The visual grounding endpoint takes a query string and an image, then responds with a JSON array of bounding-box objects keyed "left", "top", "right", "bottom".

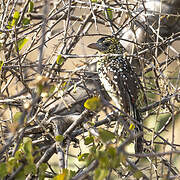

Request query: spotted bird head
[{"left": 88, "top": 36, "right": 123, "bottom": 54}]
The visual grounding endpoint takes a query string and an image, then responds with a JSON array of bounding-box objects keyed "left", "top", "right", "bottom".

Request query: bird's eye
[{"left": 103, "top": 42, "right": 111, "bottom": 47}]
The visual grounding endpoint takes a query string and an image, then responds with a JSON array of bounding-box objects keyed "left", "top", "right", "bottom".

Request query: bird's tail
[{"left": 133, "top": 106, "right": 143, "bottom": 153}]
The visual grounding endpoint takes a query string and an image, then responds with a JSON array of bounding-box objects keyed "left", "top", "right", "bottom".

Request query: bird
[{"left": 88, "top": 36, "right": 144, "bottom": 153}]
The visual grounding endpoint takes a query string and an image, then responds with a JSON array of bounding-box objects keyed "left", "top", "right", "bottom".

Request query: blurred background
[{"left": 0, "top": 0, "right": 180, "bottom": 179}]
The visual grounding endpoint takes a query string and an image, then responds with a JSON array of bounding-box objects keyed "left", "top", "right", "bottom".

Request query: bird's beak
[{"left": 87, "top": 43, "right": 99, "bottom": 50}]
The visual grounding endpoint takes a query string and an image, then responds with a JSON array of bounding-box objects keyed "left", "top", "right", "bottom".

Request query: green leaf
[
  {"left": 15, "top": 169, "right": 26, "bottom": 180},
  {"left": 28, "top": 1, "right": 34, "bottom": 13},
  {"left": 37, "top": 84, "right": 43, "bottom": 95},
  {"left": 98, "top": 128, "right": 115, "bottom": 143},
  {"left": 107, "top": 146, "right": 116, "bottom": 158},
  {"left": 14, "top": 112, "right": 22, "bottom": 122},
  {"left": 78, "top": 153, "right": 89, "bottom": 161},
  {"left": 15, "top": 150, "right": 24, "bottom": 160},
  {"left": 17, "top": 38, "right": 28, "bottom": 51},
  {"left": 106, "top": 8, "right": 113, "bottom": 20},
  {"left": 91, "top": 0, "right": 97, "bottom": 2},
  {"left": 55, "top": 135, "right": 64, "bottom": 142},
  {"left": 7, "top": 157, "right": 17, "bottom": 172},
  {"left": 96, "top": 151, "right": 109, "bottom": 168},
  {"left": 90, "top": 146, "right": 97, "bottom": 154},
  {"left": 84, "top": 136, "right": 94, "bottom": 145},
  {"left": 69, "top": 170, "right": 76, "bottom": 179},
  {"left": 24, "top": 163, "right": 36, "bottom": 175},
  {"left": 39, "top": 163, "right": 48, "bottom": 171},
  {"left": 56, "top": 55, "right": 65, "bottom": 65},
  {"left": 106, "top": 147, "right": 120, "bottom": 168},
  {"left": 133, "top": 169, "right": 143, "bottom": 179},
  {"left": 0, "top": 60, "right": 4, "bottom": 71},
  {"left": 11, "top": 11, "right": 20, "bottom": 26},
  {"left": 39, "top": 163, "right": 48, "bottom": 180},
  {"left": 0, "top": 162, "right": 8, "bottom": 178},
  {"left": 95, "top": 168, "right": 109, "bottom": 180},
  {"left": 84, "top": 96, "right": 101, "bottom": 111},
  {"left": 49, "top": 85, "right": 56, "bottom": 95},
  {"left": 23, "top": 137, "right": 32, "bottom": 153},
  {"left": 22, "top": 18, "right": 30, "bottom": 26},
  {"left": 23, "top": 137, "right": 33, "bottom": 163}
]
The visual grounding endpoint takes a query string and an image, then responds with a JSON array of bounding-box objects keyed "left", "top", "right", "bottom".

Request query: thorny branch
[{"left": 0, "top": 0, "right": 179, "bottom": 179}]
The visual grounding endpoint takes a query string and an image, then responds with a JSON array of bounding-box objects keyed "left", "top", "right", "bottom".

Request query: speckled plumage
[
  {"left": 97, "top": 55, "right": 140, "bottom": 113},
  {"left": 88, "top": 37, "right": 143, "bottom": 153}
]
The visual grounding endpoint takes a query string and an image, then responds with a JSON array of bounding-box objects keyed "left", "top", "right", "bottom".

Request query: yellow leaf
[
  {"left": 129, "top": 124, "right": 135, "bottom": 130},
  {"left": 11, "top": 11, "right": 20, "bottom": 26},
  {"left": 56, "top": 55, "right": 65, "bottom": 65},
  {"left": 84, "top": 96, "right": 101, "bottom": 111},
  {"left": 78, "top": 153, "right": 89, "bottom": 161},
  {"left": 0, "top": 61, "right": 4, "bottom": 71},
  {"left": 61, "top": 81, "right": 67, "bottom": 91},
  {"left": 53, "top": 173, "right": 65, "bottom": 180},
  {"left": 17, "top": 38, "right": 28, "bottom": 51},
  {"left": 73, "top": 83, "right": 77, "bottom": 93},
  {"left": 53, "top": 169, "right": 68, "bottom": 180},
  {"left": 55, "top": 135, "right": 64, "bottom": 142}
]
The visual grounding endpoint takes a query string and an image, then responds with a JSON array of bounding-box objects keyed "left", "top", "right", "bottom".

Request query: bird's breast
[{"left": 97, "top": 60, "right": 123, "bottom": 109}]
